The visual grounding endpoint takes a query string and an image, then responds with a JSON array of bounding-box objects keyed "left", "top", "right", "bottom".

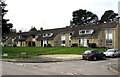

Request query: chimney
[
  {"left": 19, "top": 30, "right": 22, "bottom": 33},
  {"left": 40, "top": 27, "right": 43, "bottom": 31}
]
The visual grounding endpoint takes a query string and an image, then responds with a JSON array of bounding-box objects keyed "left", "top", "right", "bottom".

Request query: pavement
[
  {"left": 109, "top": 63, "right": 120, "bottom": 75},
  {"left": 40, "top": 54, "right": 82, "bottom": 59}
]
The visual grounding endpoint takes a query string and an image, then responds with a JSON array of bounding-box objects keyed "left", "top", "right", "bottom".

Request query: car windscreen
[
  {"left": 106, "top": 49, "right": 115, "bottom": 52},
  {"left": 84, "top": 51, "right": 92, "bottom": 54}
]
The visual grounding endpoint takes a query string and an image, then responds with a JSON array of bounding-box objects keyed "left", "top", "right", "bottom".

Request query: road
[{"left": 2, "top": 58, "right": 119, "bottom": 75}]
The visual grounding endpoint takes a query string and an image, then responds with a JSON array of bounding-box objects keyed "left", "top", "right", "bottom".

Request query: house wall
[
  {"left": 98, "top": 30, "right": 106, "bottom": 47},
  {"left": 114, "top": 24, "right": 120, "bottom": 49},
  {"left": 87, "top": 38, "right": 98, "bottom": 47},
  {"left": 5, "top": 38, "right": 12, "bottom": 46},
  {"left": 71, "top": 38, "right": 79, "bottom": 46},
  {"left": 36, "top": 41, "right": 41, "bottom": 47},
  {"left": 17, "top": 41, "right": 21, "bottom": 46},
  {"left": 113, "top": 28, "right": 117, "bottom": 49},
  {"left": 48, "top": 40, "right": 54, "bottom": 47},
  {"left": 26, "top": 36, "right": 37, "bottom": 47},
  {"left": 65, "top": 32, "right": 71, "bottom": 47},
  {"left": 54, "top": 34, "right": 61, "bottom": 47},
  {"left": 98, "top": 26, "right": 119, "bottom": 49}
]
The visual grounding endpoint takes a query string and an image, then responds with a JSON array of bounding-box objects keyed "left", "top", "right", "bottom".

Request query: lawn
[{"left": 2, "top": 47, "right": 107, "bottom": 59}]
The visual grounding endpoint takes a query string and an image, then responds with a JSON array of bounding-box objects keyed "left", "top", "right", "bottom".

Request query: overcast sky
[{"left": 5, "top": 0, "right": 119, "bottom": 32}]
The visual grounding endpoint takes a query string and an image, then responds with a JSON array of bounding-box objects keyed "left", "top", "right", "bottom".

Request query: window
[
  {"left": 106, "top": 29, "right": 112, "bottom": 46},
  {"left": 99, "top": 38, "right": 103, "bottom": 46},
  {"left": 62, "top": 40, "right": 65, "bottom": 44},
  {"left": 79, "top": 40, "right": 81, "bottom": 44},
  {"left": 69, "top": 40, "right": 71, "bottom": 44},
  {"left": 79, "top": 29, "right": 94, "bottom": 35},
  {"left": 32, "top": 35, "right": 35, "bottom": 38},
  {"left": 86, "top": 30, "right": 90, "bottom": 34},
  {"left": 81, "top": 31, "right": 85, "bottom": 34},
  {"left": 61, "top": 33, "right": 65, "bottom": 40},
  {"left": 54, "top": 40, "right": 59, "bottom": 43},
  {"left": 43, "top": 33, "right": 53, "bottom": 37},
  {"left": 19, "top": 36, "right": 22, "bottom": 38},
  {"left": 43, "top": 34, "right": 46, "bottom": 37},
  {"left": 48, "top": 33, "right": 50, "bottom": 36}
]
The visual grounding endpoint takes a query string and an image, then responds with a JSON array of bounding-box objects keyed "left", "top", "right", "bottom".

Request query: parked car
[
  {"left": 82, "top": 50, "right": 106, "bottom": 60},
  {"left": 104, "top": 49, "right": 120, "bottom": 57}
]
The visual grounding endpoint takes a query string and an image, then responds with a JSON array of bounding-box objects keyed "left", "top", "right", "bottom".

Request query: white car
[{"left": 104, "top": 49, "right": 120, "bottom": 57}]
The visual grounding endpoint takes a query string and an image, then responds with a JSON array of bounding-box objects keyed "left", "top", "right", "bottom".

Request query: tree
[
  {"left": 71, "top": 9, "right": 98, "bottom": 25},
  {"left": 100, "top": 10, "right": 118, "bottom": 23},
  {"left": 0, "top": 0, "right": 13, "bottom": 35}
]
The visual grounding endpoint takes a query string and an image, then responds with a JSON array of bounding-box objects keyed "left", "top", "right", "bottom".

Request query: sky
[{"left": 4, "top": 0, "right": 119, "bottom": 32}]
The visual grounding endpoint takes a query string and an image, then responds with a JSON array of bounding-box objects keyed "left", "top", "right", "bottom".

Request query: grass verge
[{"left": 2, "top": 47, "right": 107, "bottom": 59}]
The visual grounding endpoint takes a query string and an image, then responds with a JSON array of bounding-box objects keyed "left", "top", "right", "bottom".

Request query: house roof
[
  {"left": 36, "top": 27, "right": 69, "bottom": 40},
  {"left": 71, "top": 22, "right": 118, "bottom": 38},
  {"left": 3, "top": 22, "right": 118, "bottom": 41},
  {"left": 3, "top": 33, "right": 20, "bottom": 37}
]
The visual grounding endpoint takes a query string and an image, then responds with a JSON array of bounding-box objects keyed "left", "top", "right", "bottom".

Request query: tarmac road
[{"left": 1, "top": 58, "right": 119, "bottom": 75}]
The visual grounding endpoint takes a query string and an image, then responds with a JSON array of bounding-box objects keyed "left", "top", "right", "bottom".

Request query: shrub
[
  {"left": 88, "top": 43, "right": 96, "bottom": 48},
  {"left": 71, "top": 44, "right": 78, "bottom": 47}
]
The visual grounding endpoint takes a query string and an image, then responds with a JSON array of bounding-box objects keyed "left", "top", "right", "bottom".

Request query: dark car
[{"left": 82, "top": 50, "right": 106, "bottom": 60}]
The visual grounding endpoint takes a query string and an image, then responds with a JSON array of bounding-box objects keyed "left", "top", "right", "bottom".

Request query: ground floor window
[
  {"left": 99, "top": 38, "right": 103, "bottom": 46},
  {"left": 61, "top": 40, "right": 65, "bottom": 44},
  {"left": 106, "top": 39, "right": 112, "bottom": 46}
]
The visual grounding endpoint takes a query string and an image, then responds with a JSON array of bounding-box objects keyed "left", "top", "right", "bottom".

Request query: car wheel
[
  {"left": 118, "top": 54, "right": 120, "bottom": 57},
  {"left": 82, "top": 56, "right": 85, "bottom": 60},
  {"left": 93, "top": 56, "right": 97, "bottom": 61},
  {"left": 112, "top": 54, "right": 115, "bottom": 57}
]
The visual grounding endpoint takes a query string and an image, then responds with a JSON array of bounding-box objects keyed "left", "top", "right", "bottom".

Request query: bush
[
  {"left": 71, "top": 44, "right": 78, "bottom": 47},
  {"left": 88, "top": 43, "right": 96, "bottom": 48},
  {"left": 47, "top": 44, "right": 52, "bottom": 47}
]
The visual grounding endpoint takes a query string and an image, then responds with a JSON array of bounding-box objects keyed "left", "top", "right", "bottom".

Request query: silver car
[{"left": 104, "top": 49, "right": 120, "bottom": 57}]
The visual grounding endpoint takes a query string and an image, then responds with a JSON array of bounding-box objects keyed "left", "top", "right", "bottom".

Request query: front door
[
  {"left": 41, "top": 40, "right": 43, "bottom": 47},
  {"left": 28, "top": 41, "right": 31, "bottom": 46},
  {"left": 32, "top": 42, "right": 35, "bottom": 46},
  {"left": 84, "top": 38, "right": 89, "bottom": 47}
]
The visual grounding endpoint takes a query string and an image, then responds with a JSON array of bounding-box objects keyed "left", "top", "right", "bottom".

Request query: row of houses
[{"left": 2, "top": 22, "right": 120, "bottom": 49}]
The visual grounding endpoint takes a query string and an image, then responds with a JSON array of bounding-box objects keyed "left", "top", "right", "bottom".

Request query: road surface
[{"left": 2, "top": 58, "right": 119, "bottom": 75}]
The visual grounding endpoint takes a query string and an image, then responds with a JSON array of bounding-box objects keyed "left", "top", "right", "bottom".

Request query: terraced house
[{"left": 2, "top": 22, "right": 120, "bottom": 49}]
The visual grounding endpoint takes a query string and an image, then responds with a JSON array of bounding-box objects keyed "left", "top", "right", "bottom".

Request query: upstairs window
[
  {"left": 79, "top": 29, "right": 94, "bottom": 35},
  {"left": 43, "top": 33, "right": 53, "bottom": 37},
  {"left": 32, "top": 35, "right": 35, "bottom": 38},
  {"left": 61, "top": 33, "right": 65, "bottom": 40},
  {"left": 106, "top": 29, "right": 112, "bottom": 46}
]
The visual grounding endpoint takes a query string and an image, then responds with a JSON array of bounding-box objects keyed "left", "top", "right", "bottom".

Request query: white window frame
[
  {"left": 79, "top": 29, "right": 94, "bottom": 35},
  {"left": 61, "top": 33, "right": 65, "bottom": 40},
  {"left": 43, "top": 33, "right": 53, "bottom": 37},
  {"left": 106, "top": 29, "right": 112, "bottom": 46}
]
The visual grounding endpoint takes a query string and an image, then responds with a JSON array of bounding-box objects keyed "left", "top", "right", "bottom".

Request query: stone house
[{"left": 2, "top": 22, "right": 120, "bottom": 49}]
